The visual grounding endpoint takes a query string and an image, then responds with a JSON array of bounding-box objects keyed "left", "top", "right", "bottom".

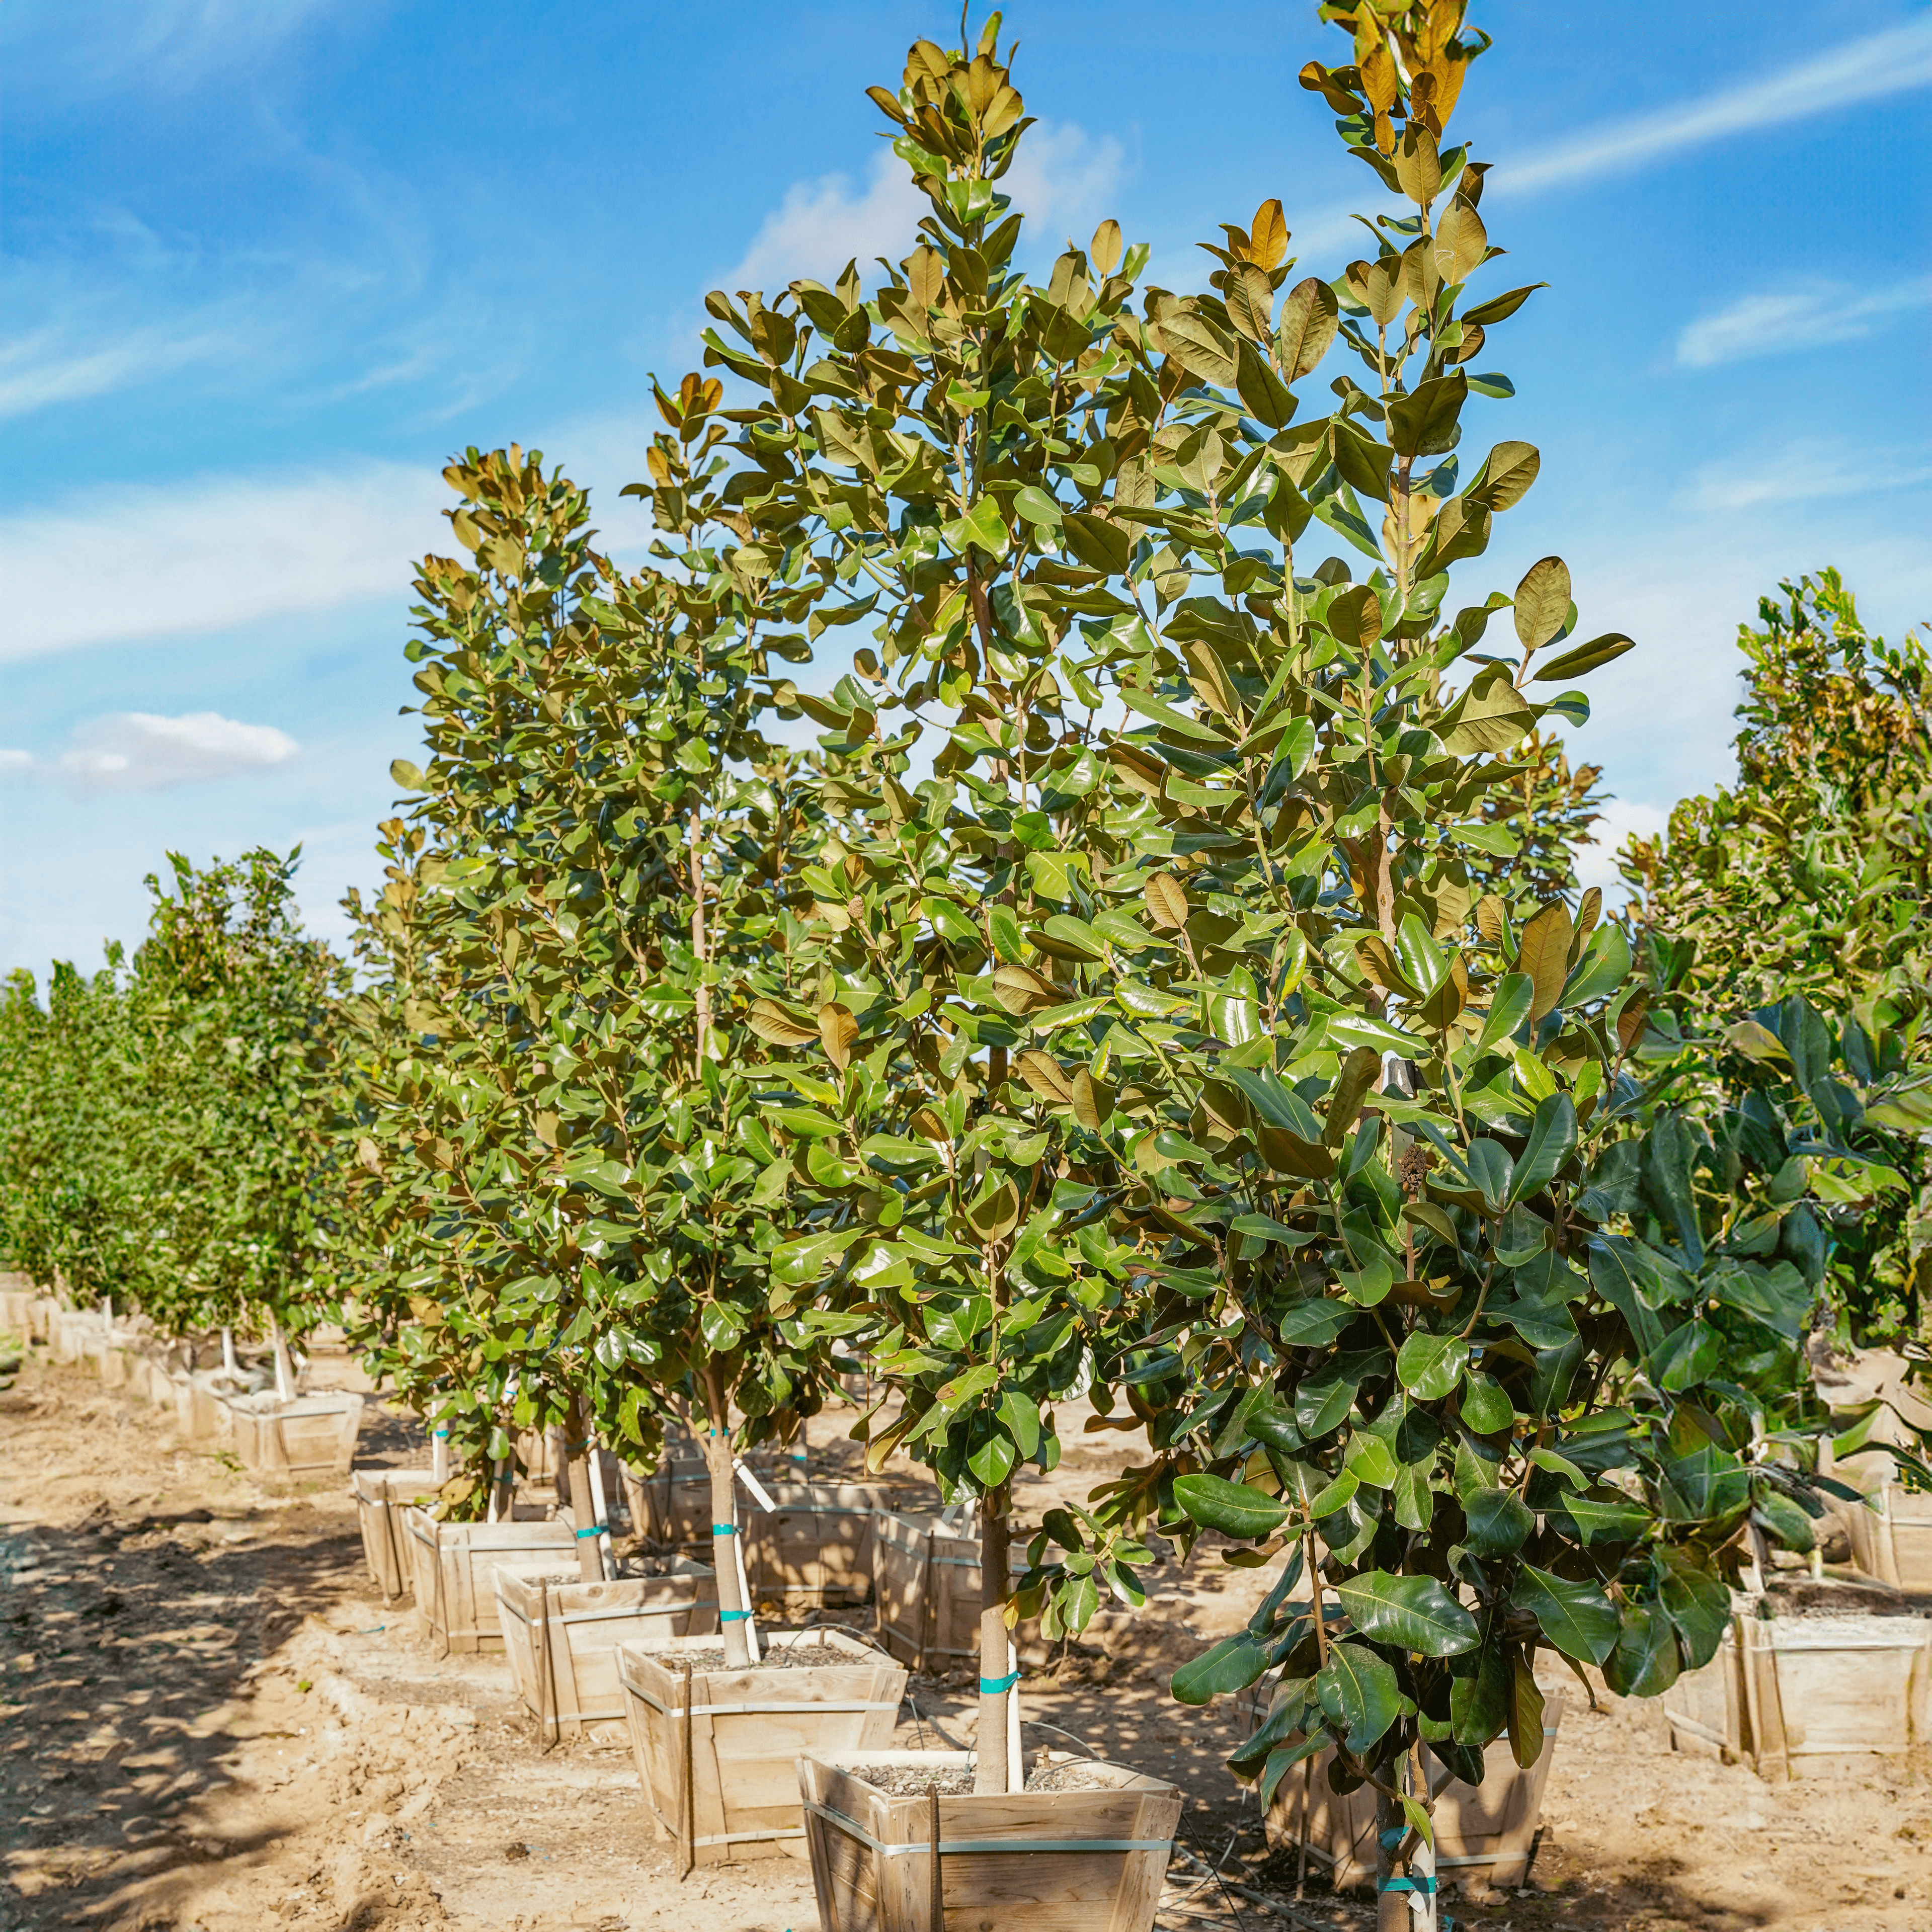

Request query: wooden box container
[
  {"left": 1668, "top": 1612, "right": 1932, "bottom": 1777},
  {"left": 620, "top": 1440, "right": 812, "bottom": 1546},
  {"left": 403, "top": 1507, "right": 578, "bottom": 1655},
  {"left": 798, "top": 1750, "right": 1181, "bottom": 1932},
  {"left": 873, "top": 1511, "right": 982, "bottom": 1668},
  {"left": 495, "top": 1561, "right": 719, "bottom": 1738},
  {"left": 745, "top": 1482, "right": 888, "bottom": 1607},
  {"left": 1846, "top": 1484, "right": 1932, "bottom": 1592},
  {"left": 616, "top": 1629, "right": 906, "bottom": 1866},
  {"left": 352, "top": 1467, "right": 442, "bottom": 1601},
  {"left": 1259, "top": 1689, "right": 1564, "bottom": 1891},
  {"left": 171, "top": 1368, "right": 226, "bottom": 1443},
  {"left": 222, "top": 1390, "right": 366, "bottom": 1478}
]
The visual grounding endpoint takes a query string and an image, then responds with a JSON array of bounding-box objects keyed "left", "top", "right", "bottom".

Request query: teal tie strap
[
  {"left": 721, "top": 1608, "right": 753, "bottom": 1622},
  {"left": 1381, "top": 1876, "right": 1438, "bottom": 1895},
  {"left": 979, "top": 1669, "right": 1020, "bottom": 1695},
  {"left": 713, "top": 1523, "right": 737, "bottom": 1536},
  {"left": 574, "top": 1525, "right": 602, "bottom": 1540}
]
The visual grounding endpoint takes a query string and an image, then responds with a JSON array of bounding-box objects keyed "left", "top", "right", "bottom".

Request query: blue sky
[{"left": 3, "top": 0, "right": 1928, "bottom": 981}]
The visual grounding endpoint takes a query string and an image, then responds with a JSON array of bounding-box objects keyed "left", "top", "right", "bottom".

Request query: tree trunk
[
  {"left": 973, "top": 1496, "right": 1011, "bottom": 1795},
  {"left": 565, "top": 1397, "right": 605, "bottom": 1582},
  {"left": 701, "top": 1422, "right": 753, "bottom": 1668},
  {"left": 1375, "top": 1782, "right": 1413, "bottom": 1932}
]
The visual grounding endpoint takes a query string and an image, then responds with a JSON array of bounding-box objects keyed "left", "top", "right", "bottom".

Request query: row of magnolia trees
[{"left": 5, "top": 0, "right": 1932, "bottom": 1829}]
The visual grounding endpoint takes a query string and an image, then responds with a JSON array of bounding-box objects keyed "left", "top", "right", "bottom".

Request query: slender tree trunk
[
  {"left": 565, "top": 1395, "right": 605, "bottom": 1582},
  {"left": 701, "top": 1417, "right": 752, "bottom": 1668},
  {"left": 1375, "top": 1784, "right": 1406, "bottom": 1932},
  {"left": 689, "top": 809, "right": 710, "bottom": 1077},
  {"left": 973, "top": 1494, "right": 1012, "bottom": 1795}
]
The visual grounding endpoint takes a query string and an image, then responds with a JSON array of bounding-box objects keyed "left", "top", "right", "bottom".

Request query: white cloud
[
  {"left": 718, "top": 120, "right": 1125, "bottom": 293},
  {"left": 1499, "top": 20, "right": 1932, "bottom": 196},
  {"left": 0, "top": 324, "right": 236, "bottom": 421},
  {"left": 0, "top": 462, "right": 446, "bottom": 659},
  {"left": 2, "top": 0, "right": 341, "bottom": 96},
  {"left": 0, "top": 749, "right": 33, "bottom": 772},
  {"left": 1680, "top": 438, "right": 1932, "bottom": 514},
  {"left": 1675, "top": 277, "right": 1932, "bottom": 370},
  {"left": 1574, "top": 796, "right": 1669, "bottom": 902},
  {"left": 54, "top": 711, "right": 299, "bottom": 791}
]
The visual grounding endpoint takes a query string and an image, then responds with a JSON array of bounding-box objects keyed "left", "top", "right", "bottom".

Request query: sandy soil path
[{"left": 4, "top": 1354, "right": 1930, "bottom": 1932}]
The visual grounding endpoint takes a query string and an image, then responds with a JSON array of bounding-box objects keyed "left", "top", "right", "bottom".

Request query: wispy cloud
[
  {"left": 719, "top": 120, "right": 1126, "bottom": 294},
  {"left": 1, "top": 0, "right": 343, "bottom": 97},
  {"left": 1680, "top": 438, "right": 1932, "bottom": 515},
  {"left": 1499, "top": 20, "right": 1932, "bottom": 196},
  {"left": 1675, "top": 276, "right": 1932, "bottom": 369},
  {"left": 0, "top": 464, "right": 446, "bottom": 659},
  {"left": 0, "top": 320, "right": 236, "bottom": 420}
]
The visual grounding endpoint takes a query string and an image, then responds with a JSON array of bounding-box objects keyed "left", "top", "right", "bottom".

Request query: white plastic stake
[
  {"left": 731, "top": 1505, "right": 761, "bottom": 1663},
  {"left": 734, "top": 1457, "right": 779, "bottom": 1516},
  {"left": 432, "top": 1422, "right": 451, "bottom": 1482},
  {"left": 587, "top": 1444, "right": 614, "bottom": 1580},
  {"left": 1007, "top": 1673, "right": 1022, "bottom": 1792},
  {"left": 221, "top": 1328, "right": 238, "bottom": 1380}
]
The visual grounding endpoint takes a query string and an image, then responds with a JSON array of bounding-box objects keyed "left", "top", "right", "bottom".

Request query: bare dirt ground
[{"left": 4, "top": 1350, "right": 1930, "bottom": 1932}]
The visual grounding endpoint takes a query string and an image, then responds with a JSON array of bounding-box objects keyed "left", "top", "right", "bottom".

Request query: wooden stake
[
  {"left": 678, "top": 1660, "right": 696, "bottom": 1879},
  {"left": 927, "top": 1782, "right": 943, "bottom": 1932}
]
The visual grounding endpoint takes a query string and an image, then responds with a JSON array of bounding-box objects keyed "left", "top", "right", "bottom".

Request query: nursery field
[{"left": 5, "top": 1355, "right": 1930, "bottom": 1932}]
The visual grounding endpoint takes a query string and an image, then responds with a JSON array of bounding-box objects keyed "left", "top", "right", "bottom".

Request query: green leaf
[
  {"left": 1171, "top": 1632, "right": 1271, "bottom": 1705},
  {"left": 1508, "top": 1092, "right": 1576, "bottom": 1203},
  {"left": 1463, "top": 1486, "right": 1533, "bottom": 1555},
  {"left": 1012, "top": 485, "right": 1065, "bottom": 526},
  {"left": 1475, "top": 974, "right": 1533, "bottom": 1054},
  {"left": 1333, "top": 1571, "right": 1479, "bottom": 1656},
  {"left": 1173, "top": 1473, "right": 1291, "bottom": 1540},
  {"left": 1316, "top": 1642, "right": 1403, "bottom": 1754},
  {"left": 1512, "top": 1561, "right": 1618, "bottom": 1665},
  {"left": 1396, "top": 1330, "right": 1470, "bottom": 1400},
  {"left": 1602, "top": 1602, "right": 1681, "bottom": 1698},
  {"left": 1533, "top": 632, "right": 1635, "bottom": 682},
  {"left": 1459, "top": 1370, "right": 1513, "bottom": 1433}
]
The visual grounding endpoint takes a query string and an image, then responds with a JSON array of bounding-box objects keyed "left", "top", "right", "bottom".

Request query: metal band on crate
[
  {"left": 802, "top": 1802, "right": 1169, "bottom": 1860},
  {"left": 979, "top": 1669, "right": 1020, "bottom": 1695}
]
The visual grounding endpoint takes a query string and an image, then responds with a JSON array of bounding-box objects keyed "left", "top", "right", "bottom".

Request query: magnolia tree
[
  {"left": 343, "top": 433, "right": 843, "bottom": 1653},
  {"left": 1, "top": 851, "right": 342, "bottom": 1385},
  {"left": 1623, "top": 571, "right": 1932, "bottom": 1344},
  {"left": 710, "top": 0, "right": 1863, "bottom": 1896}
]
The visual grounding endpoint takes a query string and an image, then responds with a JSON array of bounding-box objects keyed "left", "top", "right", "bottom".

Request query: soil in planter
[
  {"left": 646, "top": 1639, "right": 871, "bottom": 1670},
  {"left": 838, "top": 1757, "right": 1120, "bottom": 1796}
]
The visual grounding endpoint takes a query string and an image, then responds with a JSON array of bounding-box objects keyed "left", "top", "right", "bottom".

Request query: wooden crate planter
[
  {"left": 222, "top": 1390, "right": 365, "bottom": 1478},
  {"left": 619, "top": 1439, "right": 813, "bottom": 1546},
  {"left": 171, "top": 1368, "right": 227, "bottom": 1443},
  {"left": 616, "top": 1629, "right": 906, "bottom": 1866},
  {"left": 798, "top": 1750, "right": 1181, "bottom": 1932},
  {"left": 404, "top": 1508, "right": 578, "bottom": 1655},
  {"left": 1257, "top": 1689, "right": 1564, "bottom": 1891},
  {"left": 352, "top": 1468, "right": 442, "bottom": 1601},
  {"left": 745, "top": 1482, "right": 888, "bottom": 1607},
  {"left": 495, "top": 1561, "right": 719, "bottom": 1738},
  {"left": 873, "top": 1511, "right": 982, "bottom": 1668},
  {"left": 1666, "top": 1612, "right": 1932, "bottom": 1777},
  {"left": 1845, "top": 1483, "right": 1932, "bottom": 1591}
]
